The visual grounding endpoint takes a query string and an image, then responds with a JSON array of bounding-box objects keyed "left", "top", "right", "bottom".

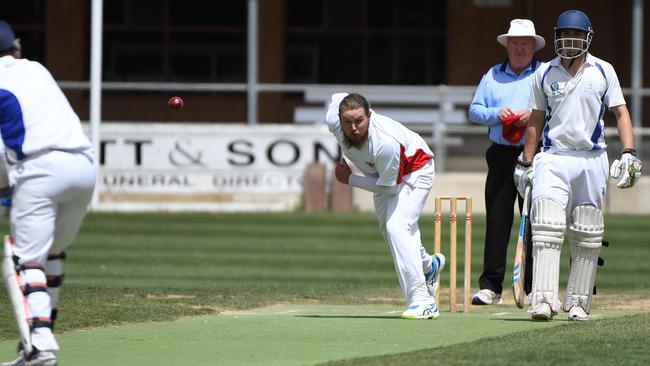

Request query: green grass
[
  {"left": 0, "top": 212, "right": 649, "bottom": 365},
  {"left": 321, "top": 312, "right": 650, "bottom": 366},
  {"left": 1, "top": 212, "right": 406, "bottom": 338}
]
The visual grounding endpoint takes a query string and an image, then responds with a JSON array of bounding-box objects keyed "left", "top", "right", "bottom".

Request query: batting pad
[
  {"left": 2, "top": 235, "right": 33, "bottom": 355},
  {"left": 565, "top": 205, "right": 604, "bottom": 313},
  {"left": 46, "top": 252, "right": 65, "bottom": 310},
  {"left": 530, "top": 199, "right": 565, "bottom": 309}
]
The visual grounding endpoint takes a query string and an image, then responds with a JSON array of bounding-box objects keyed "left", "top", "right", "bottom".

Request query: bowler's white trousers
[{"left": 373, "top": 160, "right": 435, "bottom": 307}]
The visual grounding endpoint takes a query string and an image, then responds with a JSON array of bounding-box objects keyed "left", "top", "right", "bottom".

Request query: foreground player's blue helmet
[
  {"left": 554, "top": 10, "right": 593, "bottom": 59},
  {"left": 0, "top": 20, "right": 19, "bottom": 53}
]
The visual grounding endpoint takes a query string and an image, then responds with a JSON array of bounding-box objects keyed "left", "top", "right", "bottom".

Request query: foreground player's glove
[
  {"left": 610, "top": 149, "right": 642, "bottom": 188},
  {"left": 0, "top": 186, "right": 11, "bottom": 217},
  {"left": 514, "top": 153, "right": 533, "bottom": 198}
]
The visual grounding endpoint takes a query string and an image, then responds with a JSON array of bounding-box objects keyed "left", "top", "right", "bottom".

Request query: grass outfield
[{"left": 0, "top": 212, "right": 649, "bottom": 365}]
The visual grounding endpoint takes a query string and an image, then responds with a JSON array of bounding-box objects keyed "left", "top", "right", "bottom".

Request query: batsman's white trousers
[
  {"left": 374, "top": 160, "right": 435, "bottom": 307},
  {"left": 9, "top": 150, "right": 96, "bottom": 263},
  {"left": 532, "top": 149, "right": 609, "bottom": 212}
]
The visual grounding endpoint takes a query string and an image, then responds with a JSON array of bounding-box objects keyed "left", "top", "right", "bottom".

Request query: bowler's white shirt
[
  {"left": 0, "top": 55, "right": 91, "bottom": 162},
  {"left": 326, "top": 93, "right": 433, "bottom": 187},
  {"left": 529, "top": 53, "right": 625, "bottom": 153}
]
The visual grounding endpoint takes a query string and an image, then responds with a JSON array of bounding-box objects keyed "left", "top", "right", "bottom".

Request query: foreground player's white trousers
[
  {"left": 374, "top": 161, "right": 435, "bottom": 307},
  {"left": 8, "top": 150, "right": 95, "bottom": 351},
  {"left": 9, "top": 150, "right": 96, "bottom": 263}
]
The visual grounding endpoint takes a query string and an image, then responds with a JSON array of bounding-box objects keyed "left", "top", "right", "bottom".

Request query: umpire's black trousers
[{"left": 479, "top": 143, "right": 533, "bottom": 295}]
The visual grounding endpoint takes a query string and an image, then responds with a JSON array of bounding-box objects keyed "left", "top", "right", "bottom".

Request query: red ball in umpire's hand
[{"left": 168, "top": 96, "right": 184, "bottom": 110}]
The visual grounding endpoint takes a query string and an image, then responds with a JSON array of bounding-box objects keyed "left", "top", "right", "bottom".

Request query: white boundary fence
[{"left": 84, "top": 122, "right": 650, "bottom": 214}]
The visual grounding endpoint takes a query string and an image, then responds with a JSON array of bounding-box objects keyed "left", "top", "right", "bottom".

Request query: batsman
[
  {"left": 0, "top": 20, "right": 97, "bottom": 365},
  {"left": 515, "top": 10, "right": 642, "bottom": 321}
]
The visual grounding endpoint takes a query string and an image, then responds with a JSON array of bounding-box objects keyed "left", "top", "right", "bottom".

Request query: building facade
[{"left": 4, "top": 0, "right": 647, "bottom": 124}]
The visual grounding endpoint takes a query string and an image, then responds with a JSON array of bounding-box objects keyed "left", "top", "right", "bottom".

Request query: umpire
[{"left": 468, "top": 19, "right": 544, "bottom": 305}]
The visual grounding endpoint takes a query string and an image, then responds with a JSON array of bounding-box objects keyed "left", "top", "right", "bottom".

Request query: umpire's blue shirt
[{"left": 468, "top": 60, "right": 542, "bottom": 146}]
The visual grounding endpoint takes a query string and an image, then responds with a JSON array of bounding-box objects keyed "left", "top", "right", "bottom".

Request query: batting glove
[
  {"left": 0, "top": 186, "right": 11, "bottom": 205},
  {"left": 513, "top": 153, "right": 534, "bottom": 198},
  {"left": 0, "top": 186, "right": 11, "bottom": 217},
  {"left": 610, "top": 149, "right": 642, "bottom": 189}
]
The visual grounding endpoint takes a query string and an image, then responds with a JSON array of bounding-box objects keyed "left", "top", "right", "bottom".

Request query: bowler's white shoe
[
  {"left": 401, "top": 303, "right": 439, "bottom": 320},
  {"left": 425, "top": 253, "right": 445, "bottom": 297},
  {"left": 471, "top": 289, "right": 503, "bottom": 305},
  {"left": 568, "top": 306, "right": 589, "bottom": 321}
]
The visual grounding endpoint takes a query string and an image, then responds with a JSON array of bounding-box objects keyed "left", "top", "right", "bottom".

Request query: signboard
[{"left": 94, "top": 123, "right": 340, "bottom": 211}]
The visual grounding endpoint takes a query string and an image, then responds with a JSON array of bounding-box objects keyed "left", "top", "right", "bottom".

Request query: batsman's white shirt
[
  {"left": 528, "top": 54, "right": 623, "bottom": 210},
  {"left": 326, "top": 93, "right": 436, "bottom": 306},
  {"left": 0, "top": 55, "right": 95, "bottom": 262},
  {"left": 529, "top": 54, "right": 625, "bottom": 153}
]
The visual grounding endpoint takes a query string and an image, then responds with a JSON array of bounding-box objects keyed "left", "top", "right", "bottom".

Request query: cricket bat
[
  {"left": 2, "top": 235, "right": 33, "bottom": 355},
  {"left": 512, "top": 184, "right": 531, "bottom": 309}
]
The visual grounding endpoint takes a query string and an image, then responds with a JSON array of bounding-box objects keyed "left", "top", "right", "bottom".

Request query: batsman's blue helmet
[
  {"left": 554, "top": 10, "right": 593, "bottom": 59},
  {"left": 555, "top": 10, "right": 592, "bottom": 33},
  {"left": 0, "top": 20, "right": 17, "bottom": 53}
]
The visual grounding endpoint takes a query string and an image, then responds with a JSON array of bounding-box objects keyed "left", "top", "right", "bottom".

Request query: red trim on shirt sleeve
[{"left": 396, "top": 144, "right": 433, "bottom": 184}]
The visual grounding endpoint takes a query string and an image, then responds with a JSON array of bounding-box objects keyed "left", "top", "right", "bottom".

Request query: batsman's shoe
[
  {"left": 401, "top": 303, "right": 439, "bottom": 320},
  {"left": 0, "top": 349, "right": 57, "bottom": 366},
  {"left": 568, "top": 306, "right": 589, "bottom": 321},
  {"left": 528, "top": 302, "right": 558, "bottom": 321},
  {"left": 425, "top": 253, "right": 445, "bottom": 297},
  {"left": 471, "top": 289, "right": 503, "bottom": 305}
]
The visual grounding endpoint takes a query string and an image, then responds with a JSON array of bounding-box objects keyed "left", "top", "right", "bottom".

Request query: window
[
  {"left": 3, "top": 1, "right": 45, "bottom": 62},
  {"left": 103, "top": 0, "right": 247, "bottom": 82},
  {"left": 286, "top": 0, "right": 445, "bottom": 85},
  {"left": 104, "top": 33, "right": 164, "bottom": 81},
  {"left": 170, "top": 34, "right": 246, "bottom": 82},
  {"left": 105, "top": 0, "right": 163, "bottom": 26}
]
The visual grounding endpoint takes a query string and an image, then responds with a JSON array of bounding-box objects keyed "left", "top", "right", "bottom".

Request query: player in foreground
[
  {"left": 515, "top": 10, "right": 642, "bottom": 321},
  {"left": 0, "top": 20, "right": 97, "bottom": 365},
  {"left": 468, "top": 18, "right": 544, "bottom": 306},
  {"left": 326, "top": 93, "right": 445, "bottom": 319}
]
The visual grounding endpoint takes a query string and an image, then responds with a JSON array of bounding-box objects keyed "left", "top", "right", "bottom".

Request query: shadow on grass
[
  {"left": 491, "top": 317, "right": 571, "bottom": 323},
  {"left": 296, "top": 315, "right": 403, "bottom": 320}
]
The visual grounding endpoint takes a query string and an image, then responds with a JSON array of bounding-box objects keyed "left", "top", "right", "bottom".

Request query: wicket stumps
[{"left": 434, "top": 196, "right": 472, "bottom": 313}]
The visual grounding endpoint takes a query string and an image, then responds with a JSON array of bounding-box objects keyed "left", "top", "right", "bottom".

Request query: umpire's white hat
[{"left": 497, "top": 19, "right": 545, "bottom": 51}]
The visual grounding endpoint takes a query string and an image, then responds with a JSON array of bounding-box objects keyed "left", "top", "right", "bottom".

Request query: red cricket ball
[{"left": 168, "top": 96, "right": 184, "bottom": 110}]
